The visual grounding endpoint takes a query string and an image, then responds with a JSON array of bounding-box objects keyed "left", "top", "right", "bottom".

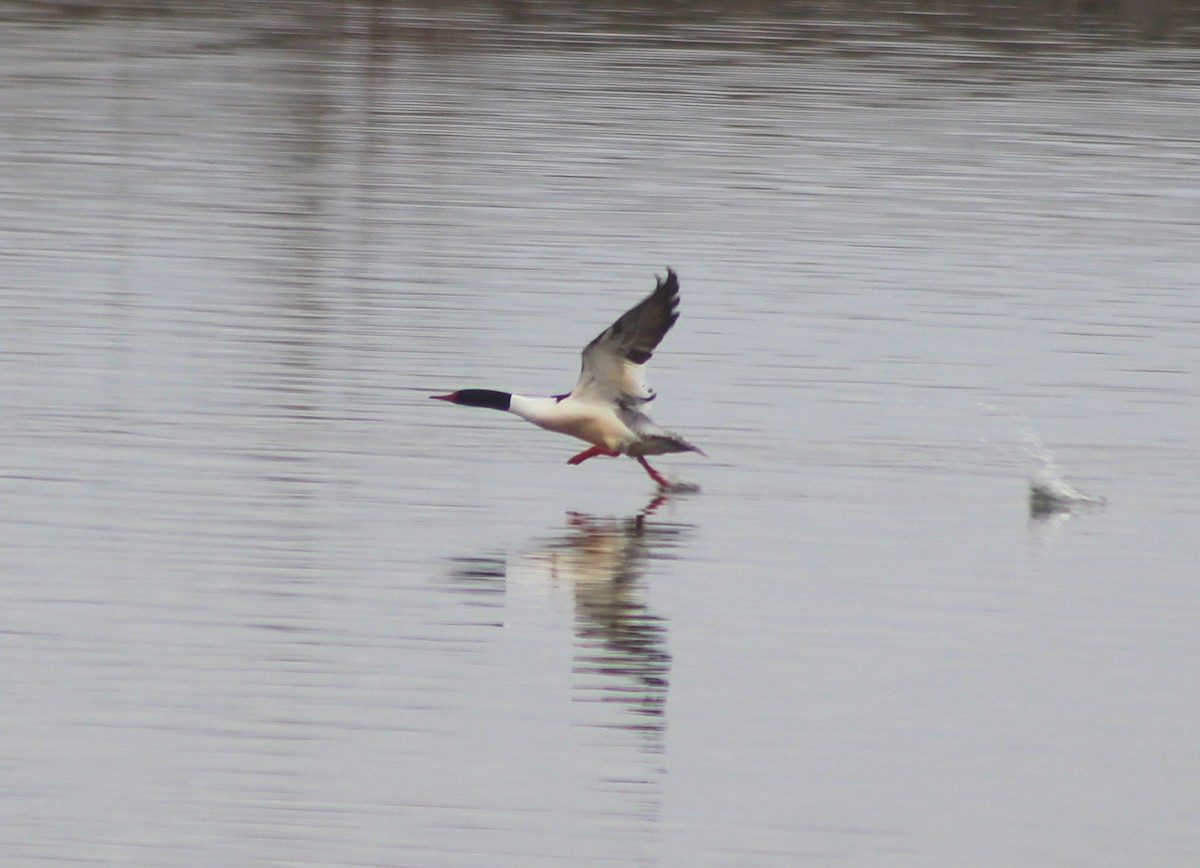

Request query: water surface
[{"left": 3, "top": 3, "right": 1200, "bottom": 865}]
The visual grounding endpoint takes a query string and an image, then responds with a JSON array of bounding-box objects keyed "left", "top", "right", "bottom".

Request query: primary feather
[{"left": 571, "top": 269, "right": 680, "bottom": 406}]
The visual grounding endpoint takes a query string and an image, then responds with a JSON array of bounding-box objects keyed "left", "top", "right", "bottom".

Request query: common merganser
[{"left": 432, "top": 269, "right": 703, "bottom": 488}]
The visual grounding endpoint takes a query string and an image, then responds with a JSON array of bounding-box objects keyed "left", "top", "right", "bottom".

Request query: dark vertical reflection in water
[
  {"left": 443, "top": 493, "right": 692, "bottom": 830},
  {"left": 562, "top": 506, "right": 678, "bottom": 730}
]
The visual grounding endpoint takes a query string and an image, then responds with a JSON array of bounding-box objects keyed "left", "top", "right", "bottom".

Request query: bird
[{"left": 431, "top": 268, "right": 702, "bottom": 488}]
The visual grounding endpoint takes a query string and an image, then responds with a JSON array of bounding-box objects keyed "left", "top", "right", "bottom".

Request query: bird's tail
[{"left": 630, "top": 432, "right": 705, "bottom": 458}]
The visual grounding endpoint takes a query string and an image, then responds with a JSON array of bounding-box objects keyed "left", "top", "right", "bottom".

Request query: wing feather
[{"left": 571, "top": 269, "right": 680, "bottom": 405}]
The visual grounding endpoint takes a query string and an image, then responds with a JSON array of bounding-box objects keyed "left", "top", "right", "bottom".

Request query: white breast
[{"left": 508, "top": 394, "right": 636, "bottom": 452}]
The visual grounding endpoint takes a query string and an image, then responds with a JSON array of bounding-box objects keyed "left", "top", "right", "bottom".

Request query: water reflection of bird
[
  {"left": 445, "top": 493, "right": 690, "bottom": 729},
  {"left": 534, "top": 500, "right": 683, "bottom": 723},
  {"left": 431, "top": 269, "right": 703, "bottom": 488}
]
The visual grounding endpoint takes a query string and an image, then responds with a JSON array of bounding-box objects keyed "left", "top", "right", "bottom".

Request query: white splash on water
[
  {"left": 978, "top": 404, "right": 1107, "bottom": 518},
  {"left": 1020, "top": 429, "right": 1106, "bottom": 517}
]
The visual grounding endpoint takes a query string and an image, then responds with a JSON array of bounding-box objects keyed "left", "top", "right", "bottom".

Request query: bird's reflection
[
  {"left": 544, "top": 496, "right": 686, "bottom": 729},
  {"left": 444, "top": 492, "right": 692, "bottom": 741}
]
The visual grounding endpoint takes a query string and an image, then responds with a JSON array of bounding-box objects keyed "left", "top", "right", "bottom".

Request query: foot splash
[{"left": 1021, "top": 429, "right": 1106, "bottom": 518}]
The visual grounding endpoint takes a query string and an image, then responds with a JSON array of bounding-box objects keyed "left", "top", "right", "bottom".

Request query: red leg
[
  {"left": 568, "top": 445, "right": 620, "bottom": 465},
  {"left": 636, "top": 456, "right": 670, "bottom": 488}
]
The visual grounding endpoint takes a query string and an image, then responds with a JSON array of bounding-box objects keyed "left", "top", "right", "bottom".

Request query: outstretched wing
[{"left": 570, "top": 269, "right": 680, "bottom": 405}]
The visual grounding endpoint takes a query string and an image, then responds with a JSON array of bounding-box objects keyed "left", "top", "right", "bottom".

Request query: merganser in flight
[{"left": 432, "top": 269, "right": 702, "bottom": 488}]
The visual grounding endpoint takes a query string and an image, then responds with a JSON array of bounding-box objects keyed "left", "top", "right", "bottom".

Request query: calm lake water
[{"left": 3, "top": 2, "right": 1200, "bottom": 865}]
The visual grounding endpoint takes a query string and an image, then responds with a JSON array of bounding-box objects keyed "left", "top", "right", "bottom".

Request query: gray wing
[
  {"left": 570, "top": 269, "right": 680, "bottom": 405},
  {"left": 619, "top": 405, "right": 705, "bottom": 457}
]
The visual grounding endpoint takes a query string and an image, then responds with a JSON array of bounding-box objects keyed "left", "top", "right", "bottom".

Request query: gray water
[{"left": 3, "top": 3, "right": 1200, "bottom": 865}]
